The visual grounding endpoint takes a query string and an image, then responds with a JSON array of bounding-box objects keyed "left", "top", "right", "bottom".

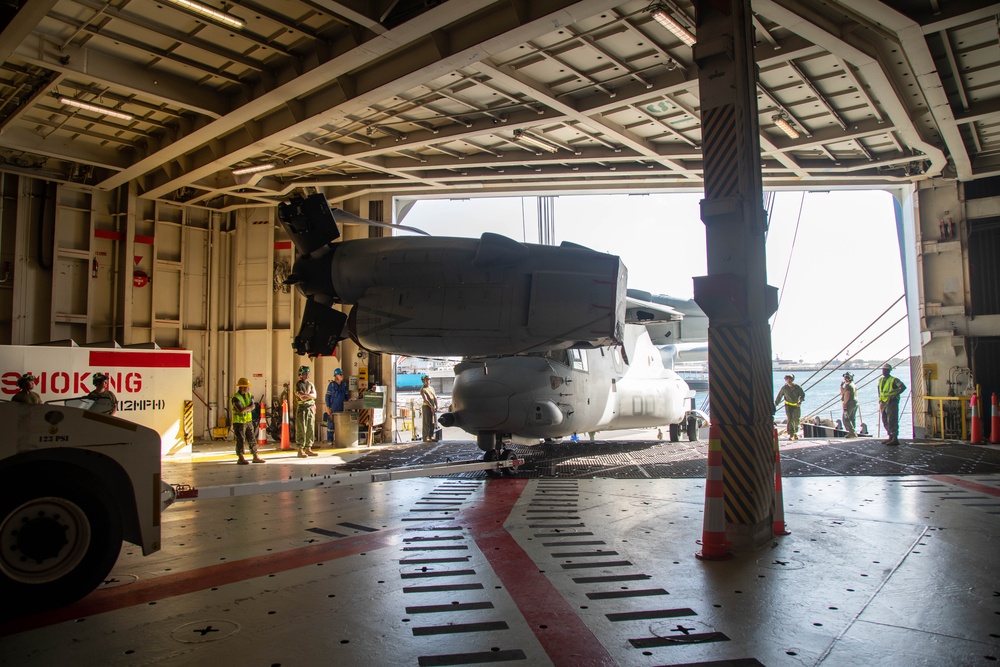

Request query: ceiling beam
[
  {"left": 0, "top": 0, "right": 57, "bottom": 65},
  {"left": 0, "top": 125, "right": 130, "bottom": 171}
]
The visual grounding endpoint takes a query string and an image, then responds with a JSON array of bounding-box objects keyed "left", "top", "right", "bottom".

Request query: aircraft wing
[{"left": 625, "top": 294, "right": 684, "bottom": 324}]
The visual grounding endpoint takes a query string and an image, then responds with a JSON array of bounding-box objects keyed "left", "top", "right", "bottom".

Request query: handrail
[{"left": 924, "top": 395, "right": 969, "bottom": 440}]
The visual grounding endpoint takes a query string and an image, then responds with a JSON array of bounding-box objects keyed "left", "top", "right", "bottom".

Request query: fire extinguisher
[{"left": 92, "top": 257, "right": 98, "bottom": 278}]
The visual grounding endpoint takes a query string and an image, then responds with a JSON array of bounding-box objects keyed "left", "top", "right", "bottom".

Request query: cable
[{"left": 770, "top": 191, "right": 806, "bottom": 336}]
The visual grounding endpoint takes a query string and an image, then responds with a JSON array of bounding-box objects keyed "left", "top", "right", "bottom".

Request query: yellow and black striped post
[
  {"left": 182, "top": 399, "right": 194, "bottom": 447},
  {"left": 693, "top": 0, "right": 778, "bottom": 548}
]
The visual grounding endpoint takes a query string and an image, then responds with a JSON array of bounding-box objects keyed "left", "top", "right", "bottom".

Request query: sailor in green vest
[
  {"left": 295, "top": 365, "right": 318, "bottom": 457},
  {"left": 232, "top": 377, "right": 265, "bottom": 464},
  {"left": 775, "top": 374, "right": 805, "bottom": 440},
  {"left": 878, "top": 363, "right": 906, "bottom": 446}
]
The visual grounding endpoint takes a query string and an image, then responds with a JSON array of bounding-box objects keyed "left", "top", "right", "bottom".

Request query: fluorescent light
[
  {"left": 58, "top": 97, "right": 134, "bottom": 121},
  {"left": 232, "top": 163, "right": 276, "bottom": 176},
  {"left": 162, "top": 0, "right": 245, "bottom": 30},
  {"left": 772, "top": 115, "right": 800, "bottom": 139},
  {"left": 512, "top": 130, "right": 560, "bottom": 153},
  {"left": 649, "top": 7, "right": 696, "bottom": 47}
]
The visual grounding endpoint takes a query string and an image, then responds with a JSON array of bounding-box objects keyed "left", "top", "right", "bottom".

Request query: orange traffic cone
[
  {"left": 970, "top": 393, "right": 983, "bottom": 444},
  {"left": 773, "top": 428, "right": 791, "bottom": 536},
  {"left": 258, "top": 402, "right": 268, "bottom": 450},
  {"left": 990, "top": 393, "right": 999, "bottom": 445},
  {"left": 280, "top": 399, "right": 292, "bottom": 450},
  {"left": 696, "top": 425, "right": 732, "bottom": 561}
]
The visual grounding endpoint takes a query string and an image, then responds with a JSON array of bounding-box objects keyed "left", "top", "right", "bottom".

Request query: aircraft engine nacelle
[{"left": 278, "top": 194, "right": 627, "bottom": 358}]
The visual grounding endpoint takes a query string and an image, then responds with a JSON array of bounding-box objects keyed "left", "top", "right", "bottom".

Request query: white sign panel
[{"left": 0, "top": 345, "right": 193, "bottom": 458}]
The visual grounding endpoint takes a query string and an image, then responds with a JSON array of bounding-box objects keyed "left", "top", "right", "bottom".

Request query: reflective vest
[
  {"left": 232, "top": 391, "right": 253, "bottom": 423},
  {"left": 878, "top": 377, "right": 899, "bottom": 402}
]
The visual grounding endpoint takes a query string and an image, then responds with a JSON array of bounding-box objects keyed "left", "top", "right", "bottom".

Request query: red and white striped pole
[{"left": 258, "top": 401, "right": 268, "bottom": 450}]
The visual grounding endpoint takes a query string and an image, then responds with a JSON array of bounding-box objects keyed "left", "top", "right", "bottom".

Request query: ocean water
[{"left": 694, "top": 367, "right": 914, "bottom": 438}]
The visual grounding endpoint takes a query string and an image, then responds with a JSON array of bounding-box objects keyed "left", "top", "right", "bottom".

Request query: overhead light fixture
[
  {"left": 162, "top": 0, "right": 246, "bottom": 30},
  {"left": 232, "top": 163, "right": 276, "bottom": 176},
  {"left": 512, "top": 129, "right": 560, "bottom": 153},
  {"left": 772, "top": 114, "right": 800, "bottom": 139},
  {"left": 647, "top": 3, "right": 696, "bottom": 47},
  {"left": 58, "top": 97, "right": 134, "bottom": 121}
]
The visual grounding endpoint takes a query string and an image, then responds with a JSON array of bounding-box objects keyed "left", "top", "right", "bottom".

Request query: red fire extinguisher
[{"left": 92, "top": 257, "right": 98, "bottom": 278}]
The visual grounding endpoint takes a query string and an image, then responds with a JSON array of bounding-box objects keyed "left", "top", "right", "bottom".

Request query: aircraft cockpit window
[{"left": 568, "top": 349, "right": 588, "bottom": 372}]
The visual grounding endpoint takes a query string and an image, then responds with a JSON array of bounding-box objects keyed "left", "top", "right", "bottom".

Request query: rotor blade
[{"left": 331, "top": 208, "right": 430, "bottom": 236}]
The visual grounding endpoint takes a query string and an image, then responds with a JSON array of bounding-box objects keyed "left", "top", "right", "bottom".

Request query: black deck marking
[
  {"left": 417, "top": 649, "right": 526, "bottom": 666},
  {"left": 306, "top": 527, "right": 347, "bottom": 538},
  {"left": 412, "top": 621, "right": 509, "bottom": 636},
  {"left": 337, "top": 522, "right": 379, "bottom": 532},
  {"left": 406, "top": 526, "right": 463, "bottom": 531},
  {"left": 405, "top": 535, "right": 465, "bottom": 542},
  {"left": 416, "top": 501, "right": 465, "bottom": 505},
  {"left": 560, "top": 560, "right": 632, "bottom": 569},
  {"left": 573, "top": 574, "right": 652, "bottom": 584},
  {"left": 628, "top": 631, "right": 730, "bottom": 648},
  {"left": 606, "top": 607, "right": 696, "bottom": 622},
  {"left": 533, "top": 532, "right": 594, "bottom": 538},
  {"left": 586, "top": 588, "right": 668, "bottom": 600},
  {"left": 398, "top": 557, "right": 471, "bottom": 565},
  {"left": 400, "top": 569, "right": 476, "bottom": 579},
  {"left": 404, "top": 583, "right": 485, "bottom": 594},
  {"left": 406, "top": 601, "right": 495, "bottom": 614},
  {"left": 402, "top": 517, "right": 456, "bottom": 521},
  {"left": 541, "top": 540, "right": 606, "bottom": 547},
  {"left": 402, "top": 545, "right": 470, "bottom": 551},
  {"left": 551, "top": 551, "right": 619, "bottom": 558},
  {"left": 662, "top": 658, "right": 763, "bottom": 666}
]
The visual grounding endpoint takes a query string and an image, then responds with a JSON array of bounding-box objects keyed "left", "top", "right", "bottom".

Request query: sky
[{"left": 397, "top": 190, "right": 909, "bottom": 363}]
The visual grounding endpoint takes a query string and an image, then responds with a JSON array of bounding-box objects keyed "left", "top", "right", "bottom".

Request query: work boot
[
  {"left": 305, "top": 447, "right": 318, "bottom": 457},
  {"left": 297, "top": 449, "right": 308, "bottom": 458},
  {"left": 237, "top": 457, "right": 249, "bottom": 465},
  {"left": 885, "top": 438, "right": 899, "bottom": 446},
  {"left": 252, "top": 456, "right": 266, "bottom": 463}
]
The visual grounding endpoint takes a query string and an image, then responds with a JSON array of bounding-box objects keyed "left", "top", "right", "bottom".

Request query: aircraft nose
[{"left": 447, "top": 379, "right": 513, "bottom": 430}]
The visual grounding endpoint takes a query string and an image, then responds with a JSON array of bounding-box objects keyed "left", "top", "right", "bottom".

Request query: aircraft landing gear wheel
[
  {"left": 669, "top": 423, "right": 681, "bottom": 442},
  {"left": 483, "top": 448, "right": 498, "bottom": 462},
  {"left": 498, "top": 448, "right": 515, "bottom": 476},
  {"left": 686, "top": 415, "right": 699, "bottom": 442},
  {"left": 0, "top": 466, "right": 123, "bottom": 615}
]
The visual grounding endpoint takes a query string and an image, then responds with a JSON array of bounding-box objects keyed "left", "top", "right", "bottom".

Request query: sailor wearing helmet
[
  {"left": 324, "top": 367, "right": 348, "bottom": 444},
  {"left": 295, "top": 365, "right": 318, "bottom": 457},
  {"left": 840, "top": 372, "right": 858, "bottom": 438},
  {"left": 86, "top": 372, "right": 118, "bottom": 415},
  {"left": 11, "top": 373, "right": 41, "bottom": 404}
]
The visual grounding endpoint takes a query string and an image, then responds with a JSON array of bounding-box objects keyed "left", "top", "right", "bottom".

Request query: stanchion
[
  {"left": 696, "top": 425, "right": 732, "bottom": 561},
  {"left": 773, "top": 428, "right": 791, "bottom": 536},
  {"left": 970, "top": 393, "right": 983, "bottom": 444},
  {"left": 990, "top": 393, "right": 999, "bottom": 445},
  {"left": 281, "top": 399, "right": 292, "bottom": 450},
  {"left": 258, "top": 402, "right": 268, "bottom": 450}
]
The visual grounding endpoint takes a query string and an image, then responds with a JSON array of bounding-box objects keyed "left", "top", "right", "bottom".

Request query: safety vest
[
  {"left": 232, "top": 391, "right": 253, "bottom": 423},
  {"left": 878, "top": 377, "right": 898, "bottom": 402}
]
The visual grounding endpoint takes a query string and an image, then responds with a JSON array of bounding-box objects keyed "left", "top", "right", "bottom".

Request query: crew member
[
  {"left": 878, "top": 363, "right": 906, "bottom": 446},
  {"left": 295, "top": 365, "right": 318, "bottom": 457},
  {"left": 86, "top": 372, "right": 118, "bottom": 415},
  {"left": 774, "top": 374, "right": 805, "bottom": 440},
  {"left": 840, "top": 372, "right": 858, "bottom": 438},
  {"left": 325, "top": 368, "right": 348, "bottom": 444},
  {"left": 11, "top": 373, "right": 40, "bottom": 404},
  {"left": 420, "top": 375, "right": 438, "bottom": 442},
  {"left": 232, "top": 377, "right": 265, "bottom": 464}
]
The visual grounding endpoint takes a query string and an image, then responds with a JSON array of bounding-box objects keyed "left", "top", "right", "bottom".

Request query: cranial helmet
[
  {"left": 237, "top": 377, "right": 251, "bottom": 387},
  {"left": 334, "top": 368, "right": 343, "bottom": 376},
  {"left": 784, "top": 374, "right": 794, "bottom": 381},
  {"left": 882, "top": 363, "right": 892, "bottom": 371},
  {"left": 17, "top": 373, "right": 36, "bottom": 388},
  {"left": 843, "top": 372, "right": 854, "bottom": 381},
  {"left": 298, "top": 365, "right": 310, "bottom": 374},
  {"left": 92, "top": 372, "right": 108, "bottom": 384}
]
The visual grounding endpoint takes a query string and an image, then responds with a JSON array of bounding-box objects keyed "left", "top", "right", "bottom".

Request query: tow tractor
[{"left": 0, "top": 399, "right": 521, "bottom": 615}]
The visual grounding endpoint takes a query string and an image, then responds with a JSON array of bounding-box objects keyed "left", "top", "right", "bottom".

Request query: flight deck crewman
[
  {"left": 325, "top": 368, "right": 348, "bottom": 444},
  {"left": 232, "top": 377, "right": 265, "bottom": 465},
  {"left": 420, "top": 375, "right": 438, "bottom": 442},
  {"left": 86, "top": 372, "right": 118, "bottom": 415},
  {"left": 840, "top": 372, "right": 858, "bottom": 438},
  {"left": 775, "top": 374, "right": 805, "bottom": 440},
  {"left": 295, "top": 365, "right": 319, "bottom": 457},
  {"left": 878, "top": 363, "right": 906, "bottom": 446},
  {"left": 11, "top": 373, "right": 41, "bottom": 404}
]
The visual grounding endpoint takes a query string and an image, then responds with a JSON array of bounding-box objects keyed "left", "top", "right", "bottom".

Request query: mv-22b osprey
[
  {"left": 440, "top": 291, "right": 707, "bottom": 458},
  {"left": 277, "top": 193, "right": 704, "bottom": 461}
]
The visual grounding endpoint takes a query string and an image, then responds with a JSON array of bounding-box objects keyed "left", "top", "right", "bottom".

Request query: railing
[{"left": 924, "top": 395, "right": 969, "bottom": 440}]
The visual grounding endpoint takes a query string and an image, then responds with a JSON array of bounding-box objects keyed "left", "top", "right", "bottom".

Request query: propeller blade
[
  {"left": 277, "top": 193, "right": 341, "bottom": 256},
  {"left": 331, "top": 208, "right": 430, "bottom": 236},
  {"left": 293, "top": 297, "right": 349, "bottom": 358}
]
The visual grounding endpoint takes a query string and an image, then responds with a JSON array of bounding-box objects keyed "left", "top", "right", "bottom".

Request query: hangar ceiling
[{"left": 0, "top": 0, "right": 998, "bottom": 211}]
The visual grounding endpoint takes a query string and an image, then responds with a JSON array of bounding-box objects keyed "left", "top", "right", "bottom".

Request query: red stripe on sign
[
  {"left": 94, "top": 229, "right": 124, "bottom": 241},
  {"left": 134, "top": 235, "right": 154, "bottom": 245},
  {"left": 274, "top": 241, "right": 292, "bottom": 250},
  {"left": 465, "top": 480, "right": 618, "bottom": 667},
  {"left": 928, "top": 475, "right": 1000, "bottom": 497},
  {"left": 88, "top": 351, "right": 191, "bottom": 368}
]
